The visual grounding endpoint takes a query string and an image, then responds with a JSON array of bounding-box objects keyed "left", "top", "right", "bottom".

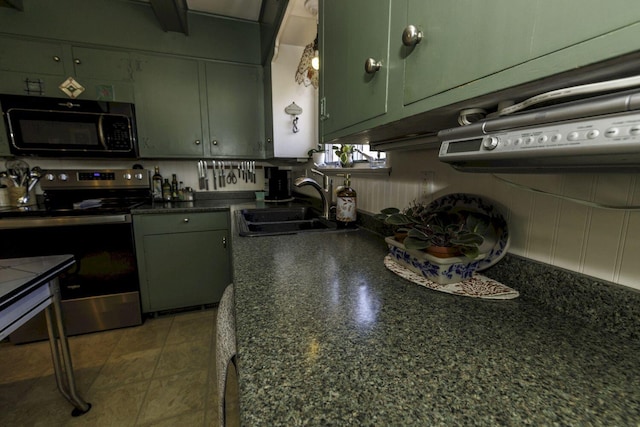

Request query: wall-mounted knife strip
[{"left": 197, "top": 160, "right": 261, "bottom": 189}]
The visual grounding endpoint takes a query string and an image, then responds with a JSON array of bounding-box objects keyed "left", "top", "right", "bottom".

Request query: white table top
[{"left": 0, "top": 255, "right": 74, "bottom": 307}]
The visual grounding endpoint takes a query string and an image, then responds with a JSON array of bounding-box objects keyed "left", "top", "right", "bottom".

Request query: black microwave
[{"left": 0, "top": 94, "right": 138, "bottom": 158}]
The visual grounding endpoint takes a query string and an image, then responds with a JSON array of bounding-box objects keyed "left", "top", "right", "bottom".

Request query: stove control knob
[
  {"left": 134, "top": 173, "right": 144, "bottom": 180},
  {"left": 123, "top": 173, "right": 132, "bottom": 180},
  {"left": 58, "top": 173, "right": 68, "bottom": 181},
  {"left": 45, "top": 173, "right": 56, "bottom": 181}
]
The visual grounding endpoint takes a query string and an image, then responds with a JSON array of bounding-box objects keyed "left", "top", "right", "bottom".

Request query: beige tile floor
[{"left": 0, "top": 308, "right": 240, "bottom": 427}]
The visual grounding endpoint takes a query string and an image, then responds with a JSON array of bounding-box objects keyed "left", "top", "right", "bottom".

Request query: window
[{"left": 324, "top": 144, "right": 386, "bottom": 165}]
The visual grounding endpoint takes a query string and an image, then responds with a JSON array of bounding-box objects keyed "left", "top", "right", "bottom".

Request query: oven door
[{"left": 0, "top": 215, "right": 142, "bottom": 342}]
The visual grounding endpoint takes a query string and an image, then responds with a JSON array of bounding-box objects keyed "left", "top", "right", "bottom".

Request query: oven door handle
[{"left": 0, "top": 214, "right": 132, "bottom": 229}]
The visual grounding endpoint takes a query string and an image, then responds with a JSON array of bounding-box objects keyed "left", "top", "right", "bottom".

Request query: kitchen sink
[{"left": 235, "top": 207, "right": 338, "bottom": 236}]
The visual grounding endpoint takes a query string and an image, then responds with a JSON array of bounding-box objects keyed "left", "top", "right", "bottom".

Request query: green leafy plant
[
  {"left": 332, "top": 144, "right": 354, "bottom": 167},
  {"left": 377, "top": 202, "right": 490, "bottom": 259},
  {"left": 307, "top": 144, "right": 326, "bottom": 157}
]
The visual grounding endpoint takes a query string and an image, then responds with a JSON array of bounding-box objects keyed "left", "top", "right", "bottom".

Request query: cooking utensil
[
  {"left": 197, "top": 161, "right": 205, "bottom": 190},
  {"left": 211, "top": 160, "right": 218, "bottom": 190},
  {"left": 251, "top": 161, "right": 256, "bottom": 183},
  {"left": 17, "top": 167, "right": 43, "bottom": 205},
  {"left": 204, "top": 161, "right": 209, "bottom": 190},
  {"left": 227, "top": 162, "right": 238, "bottom": 184},
  {"left": 5, "top": 159, "right": 30, "bottom": 187}
]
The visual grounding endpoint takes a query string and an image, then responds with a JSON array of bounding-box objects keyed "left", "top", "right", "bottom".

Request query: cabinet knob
[
  {"left": 211, "top": 140, "right": 218, "bottom": 146},
  {"left": 183, "top": 218, "right": 190, "bottom": 223},
  {"left": 195, "top": 140, "right": 201, "bottom": 145},
  {"left": 364, "top": 58, "right": 382, "bottom": 74},
  {"left": 52, "top": 56, "right": 61, "bottom": 62},
  {"left": 402, "top": 25, "right": 423, "bottom": 47},
  {"left": 74, "top": 58, "right": 81, "bottom": 65}
]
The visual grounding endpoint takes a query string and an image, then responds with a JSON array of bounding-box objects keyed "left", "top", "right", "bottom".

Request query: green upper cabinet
[
  {"left": 133, "top": 54, "right": 205, "bottom": 158},
  {"left": 0, "top": 37, "right": 65, "bottom": 76},
  {"left": 319, "top": 0, "right": 391, "bottom": 138},
  {"left": 402, "top": 0, "right": 535, "bottom": 105},
  {"left": 0, "top": 36, "right": 133, "bottom": 101},
  {"left": 402, "top": 0, "right": 640, "bottom": 106},
  {"left": 134, "top": 57, "right": 267, "bottom": 159},
  {"left": 320, "top": 0, "right": 640, "bottom": 144},
  {"left": 205, "top": 61, "right": 266, "bottom": 158},
  {"left": 71, "top": 46, "right": 132, "bottom": 83}
]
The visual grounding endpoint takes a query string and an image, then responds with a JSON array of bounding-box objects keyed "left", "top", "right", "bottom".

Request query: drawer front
[{"left": 134, "top": 211, "right": 229, "bottom": 234}]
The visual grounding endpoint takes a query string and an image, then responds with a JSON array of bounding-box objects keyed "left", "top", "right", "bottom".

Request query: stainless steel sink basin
[{"left": 235, "top": 207, "right": 338, "bottom": 236}]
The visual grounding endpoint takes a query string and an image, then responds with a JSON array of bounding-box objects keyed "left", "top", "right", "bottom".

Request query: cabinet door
[
  {"left": 205, "top": 61, "right": 266, "bottom": 158},
  {"left": 402, "top": 0, "right": 640, "bottom": 106},
  {"left": 133, "top": 54, "right": 205, "bottom": 158},
  {"left": 320, "top": 0, "right": 390, "bottom": 137},
  {"left": 140, "top": 229, "right": 230, "bottom": 312},
  {"left": 71, "top": 46, "right": 132, "bottom": 82},
  {"left": 0, "top": 37, "right": 65, "bottom": 75}
]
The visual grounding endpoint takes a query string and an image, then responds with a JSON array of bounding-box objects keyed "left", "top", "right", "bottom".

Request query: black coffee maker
[{"left": 264, "top": 167, "right": 292, "bottom": 201}]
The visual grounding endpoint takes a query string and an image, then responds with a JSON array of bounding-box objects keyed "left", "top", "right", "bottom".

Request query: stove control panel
[{"left": 41, "top": 169, "right": 150, "bottom": 190}]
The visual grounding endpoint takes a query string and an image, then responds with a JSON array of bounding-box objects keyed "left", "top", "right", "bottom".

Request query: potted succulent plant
[{"left": 332, "top": 144, "right": 355, "bottom": 168}]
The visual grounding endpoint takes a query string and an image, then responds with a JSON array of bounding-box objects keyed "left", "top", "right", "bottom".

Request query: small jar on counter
[
  {"left": 0, "top": 185, "right": 9, "bottom": 207},
  {"left": 183, "top": 187, "right": 194, "bottom": 201}
]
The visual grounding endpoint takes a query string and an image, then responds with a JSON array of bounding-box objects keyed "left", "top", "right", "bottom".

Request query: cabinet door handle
[
  {"left": 53, "top": 56, "right": 61, "bottom": 62},
  {"left": 195, "top": 140, "right": 201, "bottom": 145},
  {"left": 183, "top": 218, "right": 189, "bottom": 223},
  {"left": 222, "top": 236, "right": 227, "bottom": 248},
  {"left": 74, "top": 58, "right": 81, "bottom": 65},
  {"left": 402, "top": 25, "right": 423, "bottom": 47},
  {"left": 364, "top": 58, "right": 382, "bottom": 74},
  {"left": 211, "top": 140, "right": 218, "bottom": 146}
]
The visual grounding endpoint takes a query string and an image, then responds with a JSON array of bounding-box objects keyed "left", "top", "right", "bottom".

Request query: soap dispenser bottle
[{"left": 336, "top": 173, "right": 356, "bottom": 228}]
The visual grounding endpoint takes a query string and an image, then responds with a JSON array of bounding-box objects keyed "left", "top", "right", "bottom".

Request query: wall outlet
[{"left": 420, "top": 170, "right": 435, "bottom": 202}]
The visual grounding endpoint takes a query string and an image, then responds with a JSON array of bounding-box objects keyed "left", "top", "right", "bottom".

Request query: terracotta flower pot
[
  {"left": 394, "top": 231, "right": 408, "bottom": 243},
  {"left": 426, "top": 245, "right": 462, "bottom": 258}
]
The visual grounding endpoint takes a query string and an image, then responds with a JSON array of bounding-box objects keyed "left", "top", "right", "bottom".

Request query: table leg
[{"left": 44, "top": 278, "right": 91, "bottom": 417}]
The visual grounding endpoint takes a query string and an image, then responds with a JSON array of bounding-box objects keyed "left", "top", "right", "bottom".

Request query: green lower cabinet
[{"left": 133, "top": 212, "right": 231, "bottom": 313}]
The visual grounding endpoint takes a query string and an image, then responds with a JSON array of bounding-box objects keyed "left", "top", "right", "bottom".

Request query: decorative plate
[
  {"left": 384, "top": 255, "right": 519, "bottom": 300},
  {"left": 425, "top": 193, "right": 510, "bottom": 271}
]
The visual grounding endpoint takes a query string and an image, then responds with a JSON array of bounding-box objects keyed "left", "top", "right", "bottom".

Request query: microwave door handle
[{"left": 98, "top": 114, "right": 107, "bottom": 149}]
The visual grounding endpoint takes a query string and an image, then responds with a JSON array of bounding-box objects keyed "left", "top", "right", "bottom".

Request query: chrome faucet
[{"left": 294, "top": 170, "right": 332, "bottom": 220}]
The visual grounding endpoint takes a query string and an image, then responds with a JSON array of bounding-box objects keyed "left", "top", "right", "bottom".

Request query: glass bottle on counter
[
  {"left": 171, "top": 174, "right": 179, "bottom": 200},
  {"left": 152, "top": 166, "right": 163, "bottom": 201},
  {"left": 336, "top": 174, "right": 357, "bottom": 228},
  {"left": 178, "top": 181, "right": 185, "bottom": 201},
  {"left": 162, "top": 178, "right": 172, "bottom": 201}
]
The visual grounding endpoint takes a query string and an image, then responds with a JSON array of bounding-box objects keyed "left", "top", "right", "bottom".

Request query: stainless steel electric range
[{"left": 0, "top": 168, "right": 151, "bottom": 343}]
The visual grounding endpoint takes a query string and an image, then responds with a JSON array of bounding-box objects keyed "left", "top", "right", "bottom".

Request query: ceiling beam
[
  {"left": 149, "top": 0, "right": 189, "bottom": 35},
  {"left": 0, "top": 0, "right": 24, "bottom": 11}
]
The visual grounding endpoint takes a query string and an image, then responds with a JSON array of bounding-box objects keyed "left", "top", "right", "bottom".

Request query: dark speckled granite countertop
[
  {"left": 131, "top": 196, "right": 640, "bottom": 425},
  {"left": 231, "top": 214, "right": 640, "bottom": 426}
]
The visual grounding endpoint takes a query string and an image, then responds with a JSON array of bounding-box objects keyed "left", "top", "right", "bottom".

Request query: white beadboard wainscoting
[{"left": 351, "top": 144, "right": 640, "bottom": 291}]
